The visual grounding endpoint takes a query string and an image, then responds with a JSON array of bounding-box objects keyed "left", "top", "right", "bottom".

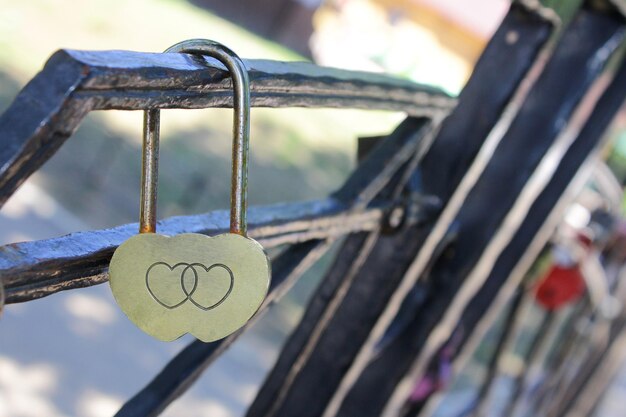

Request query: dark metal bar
[
  {"left": 78, "top": 53, "right": 453, "bottom": 114},
  {"left": 536, "top": 253, "right": 625, "bottom": 414},
  {"left": 327, "top": 4, "right": 559, "bottom": 416},
  {"left": 0, "top": 198, "right": 384, "bottom": 303},
  {"left": 416, "top": 279, "right": 540, "bottom": 417},
  {"left": 543, "top": 334, "right": 601, "bottom": 417},
  {"left": 247, "top": 120, "right": 437, "bottom": 417},
  {"left": 248, "top": 231, "right": 381, "bottom": 417},
  {"left": 247, "top": 121, "right": 437, "bottom": 417},
  {"left": 426, "top": 37, "right": 626, "bottom": 415},
  {"left": 339, "top": 7, "right": 625, "bottom": 417},
  {"left": 536, "top": 256, "right": 626, "bottom": 416},
  {"left": 545, "top": 271, "right": 626, "bottom": 417},
  {"left": 0, "top": 48, "right": 454, "bottom": 207},
  {"left": 469, "top": 288, "right": 525, "bottom": 417},
  {"left": 247, "top": 5, "right": 556, "bottom": 417},
  {"left": 333, "top": 119, "right": 434, "bottom": 206},
  {"left": 564, "top": 332, "right": 626, "bottom": 417},
  {"left": 525, "top": 299, "right": 591, "bottom": 415},
  {"left": 500, "top": 310, "right": 556, "bottom": 417}
]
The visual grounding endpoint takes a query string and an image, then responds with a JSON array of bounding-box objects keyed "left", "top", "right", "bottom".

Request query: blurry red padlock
[{"left": 534, "top": 263, "right": 585, "bottom": 310}]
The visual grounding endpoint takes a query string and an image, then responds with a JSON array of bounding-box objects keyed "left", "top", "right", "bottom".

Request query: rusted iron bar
[
  {"left": 0, "top": 48, "right": 454, "bottom": 208},
  {"left": 0, "top": 114, "right": 435, "bottom": 304},
  {"left": 247, "top": 4, "right": 557, "bottom": 417},
  {"left": 0, "top": 197, "right": 386, "bottom": 303}
]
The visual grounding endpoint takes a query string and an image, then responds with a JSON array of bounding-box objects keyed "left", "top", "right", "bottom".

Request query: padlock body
[{"left": 109, "top": 232, "right": 270, "bottom": 342}]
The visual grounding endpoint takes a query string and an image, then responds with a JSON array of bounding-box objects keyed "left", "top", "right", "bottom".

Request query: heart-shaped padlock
[{"left": 109, "top": 39, "right": 270, "bottom": 342}]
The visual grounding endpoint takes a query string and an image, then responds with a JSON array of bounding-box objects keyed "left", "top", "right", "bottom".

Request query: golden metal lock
[{"left": 109, "top": 39, "right": 270, "bottom": 342}]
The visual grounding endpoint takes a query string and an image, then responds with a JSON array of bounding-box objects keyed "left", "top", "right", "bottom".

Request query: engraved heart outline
[
  {"left": 181, "top": 263, "right": 234, "bottom": 311},
  {"left": 145, "top": 262, "right": 196, "bottom": 309},
  {"left": 145, "top": 262, "right": 234, "bottom": 311}
]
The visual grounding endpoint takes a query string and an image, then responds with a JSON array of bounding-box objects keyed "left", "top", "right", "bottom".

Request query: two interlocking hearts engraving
[
  {"left": 109, "top": 233, "right": 270, "bottom": 342},
  {"left": 145, "top": 262, "right": 234, "bottom": 310}
]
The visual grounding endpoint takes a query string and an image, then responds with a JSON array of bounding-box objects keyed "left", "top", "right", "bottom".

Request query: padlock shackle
[{"left": 140, "top": 40, "right": 251, "bottom": 236}]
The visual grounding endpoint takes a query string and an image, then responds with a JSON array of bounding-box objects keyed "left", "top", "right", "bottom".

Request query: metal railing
[{"left": 1, "top": 1, "right": 626, "bottom": 417}]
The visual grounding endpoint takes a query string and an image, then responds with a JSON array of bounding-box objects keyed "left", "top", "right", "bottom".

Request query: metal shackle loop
[{"left": 139, "top": 39, "right": 251, "bottom": 236}]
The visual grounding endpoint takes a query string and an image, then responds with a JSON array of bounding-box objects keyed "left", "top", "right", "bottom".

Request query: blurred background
[{"left": 0, "top": 0, "right": 625, "bottom": 416}]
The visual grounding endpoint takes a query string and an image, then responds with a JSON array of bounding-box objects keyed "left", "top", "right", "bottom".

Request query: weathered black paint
[{"left": 247, "top": 5, "right": 556, "bottom": 417}]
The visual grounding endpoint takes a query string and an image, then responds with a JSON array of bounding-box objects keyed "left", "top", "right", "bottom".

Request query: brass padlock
[{"left": 109, "top": 39, "right": 270, "bottom": 342}]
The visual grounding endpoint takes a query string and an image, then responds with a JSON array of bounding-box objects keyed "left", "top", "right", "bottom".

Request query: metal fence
[{"left": 1, "top": 1, "right": 626, "bottom": 416}]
